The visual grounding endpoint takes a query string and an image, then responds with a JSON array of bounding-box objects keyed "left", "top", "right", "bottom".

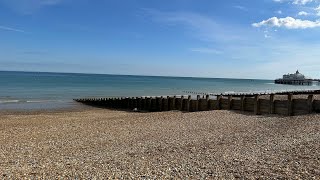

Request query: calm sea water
[{"left": 1, "top": 71, "right": 319, "bottom": 110}]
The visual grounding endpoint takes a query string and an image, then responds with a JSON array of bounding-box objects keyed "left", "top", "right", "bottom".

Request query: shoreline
[{"left": 0, "top": 101, "right": 92, "bottom": 115}]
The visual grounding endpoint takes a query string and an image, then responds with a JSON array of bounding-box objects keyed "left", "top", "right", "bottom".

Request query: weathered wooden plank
[
  {"left": 244, "top": 98, "right": 254, "bottom": 111},
  {"left": 288, "top": 94, "right": 293, "bottom": 116},
  {"left": 198, "top": 99, "right": 208, "bottom": 111},
  {"left": 293, "top": 99, "right": 309, "bottom": 111},
  {"left": 260, "top": 106, "right": 271, "bottom": 113},
  {"left": 293, "top": 109, "right": 309, "bottom": 115},
  {"left": 274, "top": 100, "right": 288, "bottom": 108},
  {"left": 228, "top": 96, "right": 233, "bottom": 110},
  {"left": 133, "top": 98, "right": 138, "bottom": 109},
  {"left": 274, "top": 107, "right": 288, "bottom": 115},
  {"left": 221, "top": 99, "right": 229, "bottom": 110},
  {"left": 240, "top": 96, "right": 245, "bottom": 111},
  {"left": 293, "top": 99, "right": 308, "bottom": 104},
  {"left": 313, "top": 100, "right": 320, "bottom": 112},
  {"left": 260, "top": 99, "right": 270, "bottom": 114},
  {"left": 175, "top": 97, "right": 183, "bottom": 110},
  {"left": 232, "top": 100, "right": 241, "bottom": 110},
  {"left": 182, "top": 99, "right": 189, "bottom": 111},
  {"left": 155, "top": 97, "right": 162, "bottom": 111},
  {"left": 216, "top": 95, "right": 222, "bottom": 110},
  {"left": 162, "top": 98, "right": 169, "bottom": 111},
  {"left": 270, "top": 94, "right": 275, "bottom": 114},
  {"left": 189, "top": 100, "right": 198, "bottom": 112},
  {"left": 168, "top": 97, "right": 175, "bottom": 110},
  {"left": 308, "top": 95, "right": 314, "bottom": 113},
  {"left": 260, "top": 99, "right": 270, "bottom": 106},
  {"left": 150, "top": 98, "right": 157, "bottom": 112},
  {"left": 208, "top": 100, "right": 218, "bottom": 110}
]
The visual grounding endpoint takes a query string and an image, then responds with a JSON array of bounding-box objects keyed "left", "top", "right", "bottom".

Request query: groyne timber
[{"left": 74, "top": 90, "right": 320, "bottom": 116}]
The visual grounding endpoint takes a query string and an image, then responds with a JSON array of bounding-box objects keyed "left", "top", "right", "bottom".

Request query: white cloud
[
  {"left": 293, "top": 0, "right": 314, "bottom": 5},
  {"left": 276, "top": 10, "right": 283, "bottom": 14},
  {"left": 144, "top": 9, "right": 247, "bottom": 42},
  {"left": 190, "top": 48, "right": 223, "bottom": 54},
  {"left": 298, "top": 11, "right": 309, "bottom": 15},
  {"left": 0, "top": 25, "right": 25, "bottom": 33},
  {"left": 252, "top": 16, "right": 320, "bottom": 29},
  {"left": 273, "top": 0, "right": 316, "bottom": 4}
]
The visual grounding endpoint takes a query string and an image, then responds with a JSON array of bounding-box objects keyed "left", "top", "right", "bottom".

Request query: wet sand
[{"left": 0, "top": 108, "right": 319, "bottom": 178}]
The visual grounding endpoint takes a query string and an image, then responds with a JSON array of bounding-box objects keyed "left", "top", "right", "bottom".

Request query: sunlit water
[{"left": 1, "top": 71, "right": 319, "bottom": 110}]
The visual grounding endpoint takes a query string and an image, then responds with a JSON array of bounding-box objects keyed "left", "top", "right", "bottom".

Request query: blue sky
[{"left": 1, "top": 0, "right": 320, "bottom": 79}]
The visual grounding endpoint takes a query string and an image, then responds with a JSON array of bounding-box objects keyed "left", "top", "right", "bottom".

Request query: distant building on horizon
[
  {"left": 282, "top": 70, "right": 306, "bottom": 80},
  {"left": 275, "top": 70, "right": 312, "bottom": 85}
]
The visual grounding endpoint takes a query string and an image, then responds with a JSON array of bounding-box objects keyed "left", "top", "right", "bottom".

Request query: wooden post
[
  {"left": 206, "top": 95, "right": 210, "bottom": 110},
  {"left": 137, "top": 97, "right": 142, "bottom": 110},
  {"left": 113, "top": 98, "right": 116, "bottom": 108},
  {"left": 172, "top": 96, "right": 176, "bottom": 110},
  {"left": 240, "top": 95, "right": 245, "bottom": 111},
  {"left": 254, "top": 95, "right": 260, "bottom": 115},
  {"left": 206, "top": 95, "right": 210, "bottom": 101},
  {"left": 146, "top": 97, "right": 151, "bottom": 111},
  {"left": 180, "top": 96, "right": 184, "bottom": 111},
  {"left": 131, "top": 97, "right": 135, "bottom": 109},
  {"left": 134, "top": 97, "right": 138, "bottom": 109},
  {"left": 270, "top": 94, "right": 275, "bottom": 114},
  {"left": 119, "top": 97, "right": 123, "bottom": 108},
  {"left": 150, "top": 97, "right": 156, "bottom": 112},
  {"left": 155, "top": 97, "right": 161, "bottom": 111},
  {"left": 288, "top": 94, "right": 293, "bottom": 116},
  {"left": 125, "top": 97, "right": 129, "bottom": 109},
  {"left": 228, "top": 95, "right": 233, "bottom": 110},
  {"left": 308, "top": 94, "right": 314, "bottom": 113},
  {"left": 159, "top": 96, "right": 163, "bottom": 111},
  {"left": 186, "top": 95, "right": 191, "bottom": 112},
  {"left": 141, "top": 97, "right": 147, "bottom": 110},
  {"left": 166, "top": 96, "right": 171, "bottom": 111},
  {"left": 117, "top": 98, "right": 121, "bottom": 108},
  {"left": 196, "top": 95, "right": 200, "bottom": 111},
  {"left": 216, "top": 95, "right": 222, "bottom": 110}
]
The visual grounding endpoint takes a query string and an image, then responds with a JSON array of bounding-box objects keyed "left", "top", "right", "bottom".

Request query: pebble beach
[{"left": 0, "top": 108, "right": 320, "bottom": 179}]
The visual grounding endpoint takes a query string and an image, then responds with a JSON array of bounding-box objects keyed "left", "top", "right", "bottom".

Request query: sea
[{"left": 1, "top": 71, "right": 320, "bottom": 111}]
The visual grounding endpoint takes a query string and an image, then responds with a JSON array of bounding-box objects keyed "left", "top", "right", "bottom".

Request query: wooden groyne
[
  {"left": 183, "top": 89, "right": 320, "bottom": 97},
  {"left": 74, "top": 90, "right": 320, "bottom": 116}
]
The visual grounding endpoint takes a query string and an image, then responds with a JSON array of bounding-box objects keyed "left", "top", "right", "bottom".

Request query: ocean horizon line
[{"left": 0, "top": 70, "right": 272, "bottom": 81}]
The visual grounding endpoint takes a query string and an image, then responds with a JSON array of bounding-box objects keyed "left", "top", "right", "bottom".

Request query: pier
[
  {"left": 75, "top": 89, "right": 320, "bottom": 116},
  {"left": 274, "top": 79, "right": 313, "bottom": 85},
  {"left": 274, "top": 70, "right": 318, "bottom": 85}
]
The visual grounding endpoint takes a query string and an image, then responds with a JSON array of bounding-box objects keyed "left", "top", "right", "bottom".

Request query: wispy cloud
[
  {"left": 233, "top": 5, "right": 248, "bottom": 11},
  {"left": 0, "top": 25, "right": 25, "bottom": 33},
  {"left": 143, "top": 8, "right": 248, "bottom": 43},
  {"left": 190, "top": 48, "right": 223, "bottom": 54},
  {"left": 1, "top": 0, "right": 63, "bottom": 14}
]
